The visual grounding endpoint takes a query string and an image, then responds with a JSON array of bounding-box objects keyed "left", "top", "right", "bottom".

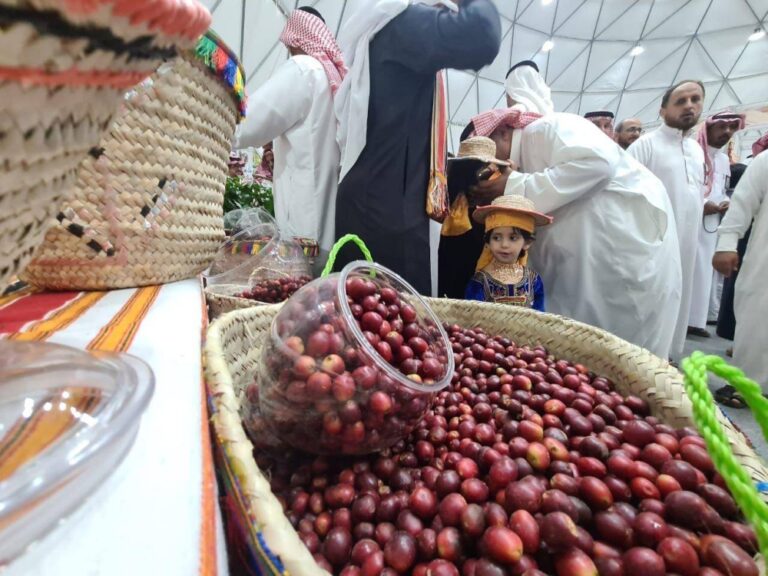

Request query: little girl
[{"left": 464, "top": 195, "right": 552, "bottom": 310}]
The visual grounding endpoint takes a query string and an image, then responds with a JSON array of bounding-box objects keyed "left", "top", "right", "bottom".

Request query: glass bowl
[{"left": 0, "top": 341, "right": 154, "bottom": 565}]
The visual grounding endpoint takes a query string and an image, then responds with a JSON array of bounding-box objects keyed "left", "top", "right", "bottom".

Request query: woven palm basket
[
  {"left": 0, "top": 0, "right": 210, "bottom": 291},
  {"left": 21, "top": 31, "right": 245, "bottom": 290},
  {"left": 204, "top": 299, "right": 768, "bottom": 575},
  {"left": 206, "top": 289, "right": 264, "bottom": 320}
]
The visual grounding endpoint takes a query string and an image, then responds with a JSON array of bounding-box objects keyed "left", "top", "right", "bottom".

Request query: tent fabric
[{"left": 206, "top": 0, "right": 767, "bottom": 161}]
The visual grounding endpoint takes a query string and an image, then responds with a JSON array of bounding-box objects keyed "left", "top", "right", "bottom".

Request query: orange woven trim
[
  {"left": 0, "top": 66, "right": 150, "bottom": 89},
  {"left": 111, "top": 0, "right": 211, "bottom": 41},
  {"left": 62, "top": 0, "right": 211, "bottom": 41},
  {"left": 199, "top": 278, "right": 218, "bottom": 575}
]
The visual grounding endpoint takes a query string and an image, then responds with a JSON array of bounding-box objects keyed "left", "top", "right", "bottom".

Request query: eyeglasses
[{"left": 624, "top": 127, "right": 644, "bottom": 134}]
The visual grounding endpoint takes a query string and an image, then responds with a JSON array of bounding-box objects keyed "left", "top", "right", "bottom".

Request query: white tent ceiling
[{"left": 203, "top": 0, "right": 768, "bottom": 160}]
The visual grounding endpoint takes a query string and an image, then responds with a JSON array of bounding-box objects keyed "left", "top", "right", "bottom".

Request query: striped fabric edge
[
  {"left": 8, "top": 292, "right": 107, "bottom": 342},
  {"left": 199, "top": 279, "right": 218, "bottom": 576},
  {"left": 0, "top": 286, "right": 36, "bottom": 311},
  {"left": 0, "top": 291, "right": 88, "bottom": 335}
]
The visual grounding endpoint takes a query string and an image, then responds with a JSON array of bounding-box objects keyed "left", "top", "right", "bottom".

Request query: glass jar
[{"left": 247, "top": 261, "right": 454, "bottom": 455}]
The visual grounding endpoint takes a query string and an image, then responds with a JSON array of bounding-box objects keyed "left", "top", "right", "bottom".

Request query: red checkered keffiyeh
[
  {"left": 470, "top": 107, "right": 542, "bottom": 139},
  {"left": 696, "top": 111, "right": 745, "bottom": 197},
  {"left": 752, "top": 133, "right": 768, "bottom": 158},
  {"left": 280, "top": 10, "right": 348, "bottom": 95}
]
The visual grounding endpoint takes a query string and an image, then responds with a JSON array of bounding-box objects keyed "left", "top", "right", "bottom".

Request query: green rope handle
[
  {"left": 321, "top": 234, "right": 373, "bottom": 277},
  {"left": 681, "top": 352, "right": 768, "bottom": 557}
]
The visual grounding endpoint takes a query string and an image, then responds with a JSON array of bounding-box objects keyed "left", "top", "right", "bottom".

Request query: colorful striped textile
[
  {"left": 426, "top": 70, "right": 449, "bottom": 222},
  {"left": 195, "top": 30, "right": 247, "bottom": 121},
  {"left": 2, "top": 279, "right": 222, "bottom": 576},
  {"left": 227, "top": 237, "right": 320, "bottom": 258}
]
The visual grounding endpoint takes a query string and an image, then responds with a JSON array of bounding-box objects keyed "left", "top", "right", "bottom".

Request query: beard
[
  {"left": 667, "top": 113, "right": 699, "bottom": 131},
  {"left": 620, "top": 134, "right": 639, "bottom": 147}
]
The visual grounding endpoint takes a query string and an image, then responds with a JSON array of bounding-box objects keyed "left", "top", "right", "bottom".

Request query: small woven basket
[
  {"left": 204, "top": 299, "right": 768, "bottom": 575},
  {"left": 206, "top": 288, "right": 265, "bottom": 320},
  {"left": 0, "top": 0, "right": 210, "bottom": 291},
  {"left": 21, "top": 30, "right": 245, "bottom": 290}
]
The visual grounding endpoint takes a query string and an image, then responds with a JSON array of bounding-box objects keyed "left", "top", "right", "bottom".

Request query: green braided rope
[
  {"left": 321, "top": 235, "right": 373, "bottom": 277},
  {"left": 681, "top": 352, "right": 768, "bottom": 557}
]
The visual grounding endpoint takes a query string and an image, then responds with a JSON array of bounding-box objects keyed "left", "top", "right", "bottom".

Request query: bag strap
[
  {"left": 321, "top": 235, "right": 373, "bottom": 277},
  {"left": 681, "top": 352, "right": 768, "bottom": 557}
]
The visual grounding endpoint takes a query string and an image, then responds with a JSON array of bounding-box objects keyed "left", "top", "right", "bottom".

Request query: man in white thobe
[
  {"left": 238, "top": 7, "right": 346, "bottom": 257},
  {"left": 469, "top": 107, "right": 682, "bottom": 359},
  {"left": 713, "top": 147, "right": 768, "bottom": 392},
  {"left": 584, "top": 110, "right": 615, "bottom": 140},
  {"left": 689, "top": 112, "right": 745, "bottom": 337},
  {"left": 628, "top": 80, "right": 706, "bottom": 359},
  {"left": 615, "top": 118, "right": 643, "bottom": 150},
  {"left": 504, "top": 60, "right": 554, "bottom": 115}
]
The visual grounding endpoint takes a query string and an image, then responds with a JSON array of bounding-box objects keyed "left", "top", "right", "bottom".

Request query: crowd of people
[{"left": 238, "top": 1, "right": 766, "bottom": 399}]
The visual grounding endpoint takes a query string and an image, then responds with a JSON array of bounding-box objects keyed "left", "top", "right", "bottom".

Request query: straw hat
[
  {"left": 448, "top": 136, "right": 510, "bottom": 166},
  {"left": 472, "top": 194, "right": 552, "bottom": 226}
]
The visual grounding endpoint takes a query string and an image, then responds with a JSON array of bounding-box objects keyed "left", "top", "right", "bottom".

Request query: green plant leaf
[{"left": 224, "top": 177, "right": 275, "bottom": 217}]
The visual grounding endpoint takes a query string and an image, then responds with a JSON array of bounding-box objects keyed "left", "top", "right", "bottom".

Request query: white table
[{"left": 1, "top": 279, "right": 228, "bottom": 575}]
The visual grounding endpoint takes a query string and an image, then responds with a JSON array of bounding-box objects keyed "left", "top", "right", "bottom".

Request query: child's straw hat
[{"left": 472, "top": 194, "right": 552, "bottom": 227}]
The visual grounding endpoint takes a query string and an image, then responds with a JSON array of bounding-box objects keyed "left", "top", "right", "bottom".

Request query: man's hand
[
  {"left": 703, "top": 201, "right": 720, "bottom": 216},
  {"left": 468, "top": 165, "right": 514, "bottom": 206},
  {"left": 718, "top": 200, "right": 730, "bottom": 214},
  {"left": 712, "top": 251, "right": 739, "bottom": 277}
]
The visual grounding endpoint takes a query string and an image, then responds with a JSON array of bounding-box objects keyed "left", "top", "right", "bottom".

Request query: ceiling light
[
  {"left": 748, "top": 28, "right": 765, "bottom": 42},
  {"left": 542, "top": 39, "right": 554, "bottom": 52},
  {"left": 630, "top": 45, "right": 645, "bottom": 56},
  {"left": 541, "top": 0, "right": 554, "bottom": 5}
]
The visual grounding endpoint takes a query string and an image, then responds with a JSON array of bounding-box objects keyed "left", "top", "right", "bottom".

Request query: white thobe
[
  {"left": 689, "top": 146, "right": 729, "bottom": 328},
  {"left": 238, "top": 55, "right": 339, "bottom": 252},
  {"left": 504, "top": 114, "right": 682, "bottom": 359},
  {"left": 716, "top": 153, "right": 768, "bottom": 390},
  {"left": 628, "top": 124, "right": 705, "bottom": 358}
]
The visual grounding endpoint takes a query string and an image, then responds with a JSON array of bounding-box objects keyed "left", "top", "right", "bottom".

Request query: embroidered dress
[{"left": 465, "top": 267, "right": 545, "bottom": 311}]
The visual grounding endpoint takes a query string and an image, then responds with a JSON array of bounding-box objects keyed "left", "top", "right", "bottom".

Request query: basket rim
[{"left": 204, "top": 299, "right": 768, "bottom": 576}]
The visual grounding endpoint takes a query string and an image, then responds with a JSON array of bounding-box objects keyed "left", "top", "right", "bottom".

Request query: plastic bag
[
  {"left": 223, "top": 208, "right": 244, "bottom": 231},
  {"left": 223, "top": 207, "right": 275, "bottom": 234},
  {"left": 205, "top": 221, "right": 279, "bottom": 280},
  {"left": 206, "top": 223, "right": 312, "bottom": 303},
  {"left": 238, "top": 236, "right": 312, "bottom": 303}
]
